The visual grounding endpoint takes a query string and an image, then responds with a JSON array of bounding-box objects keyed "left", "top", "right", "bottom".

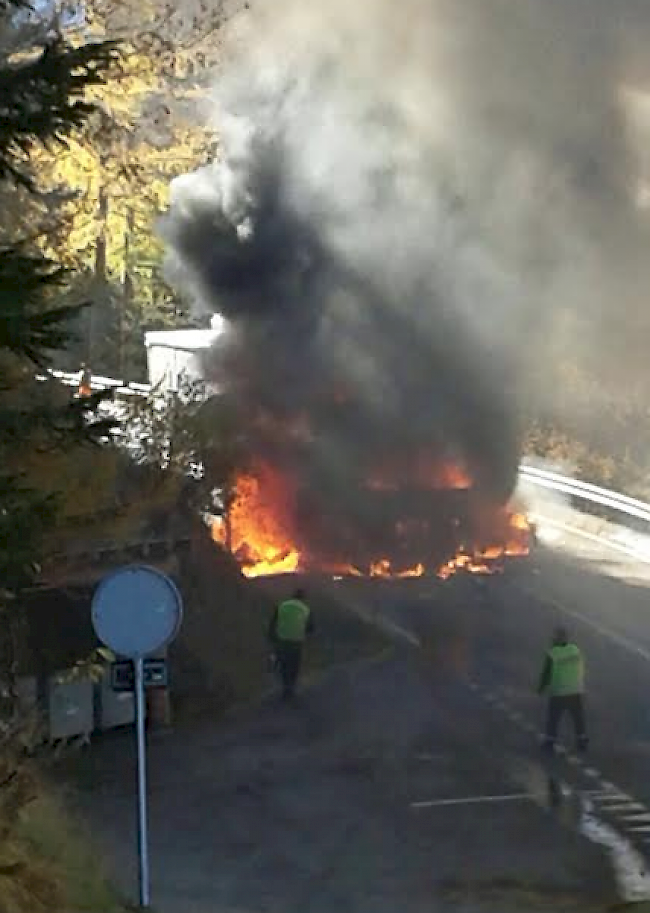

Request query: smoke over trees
[{"left": 163, "top": 0, "right": 650, "bottom": 514}]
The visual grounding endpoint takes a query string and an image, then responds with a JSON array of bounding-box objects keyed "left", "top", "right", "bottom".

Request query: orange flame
[
  {"left": 369, "top": 560, "right": 425, "bottom": 578},
  {"left": 213, "top": 461, "right": 531, "bottom": 580},
  {"left": 212, "top": 464, "right": 301, "bottom": 577}
]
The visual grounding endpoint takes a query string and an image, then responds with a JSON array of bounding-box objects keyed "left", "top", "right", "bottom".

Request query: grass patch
[{"left": 6, "top": 791, "right": 125, "bottom": 913}]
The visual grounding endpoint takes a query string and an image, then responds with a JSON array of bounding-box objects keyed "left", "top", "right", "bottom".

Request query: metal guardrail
[
  {"left": 36, "top": 369, "right": 151, "bottom": 398},
  {"left": 31, "top": 537, "right": 191, "bottom": 592},
  {"left": 43, "top": 536, "right": 191, "bottom": 568},
  {"left": 519, "top": 463, "right": 650, "bottom": 526}
]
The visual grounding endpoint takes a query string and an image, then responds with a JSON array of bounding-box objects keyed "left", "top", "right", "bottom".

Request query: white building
[{"left": 144, "top": 315, "right": 225, "bottom": 393}]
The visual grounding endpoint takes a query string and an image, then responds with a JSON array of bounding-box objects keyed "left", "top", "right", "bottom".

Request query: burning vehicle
[{"left": 212, "top": 453, "right": 531, "bottom": 580}]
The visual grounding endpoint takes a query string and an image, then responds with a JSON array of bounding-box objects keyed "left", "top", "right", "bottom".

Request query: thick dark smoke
[{"left": 162, "top": 0, "right": 650, "bottom": 561}]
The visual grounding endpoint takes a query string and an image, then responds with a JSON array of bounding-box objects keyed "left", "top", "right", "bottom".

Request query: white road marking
[
  {"left": 601, "top": 782, "right": 626, "bottom": 794},
  {"left": 380, "top": 619, "right": 422, "bottom": 647},
  {"left": 594, "top": 797, "right": 631, "bottom": 807},
  {"left": 597, "top": 802, "right": 640, "bottom": 813},
  {"left": 388, "top": 604, "right": 650, "bottom": 869},
  {"left": 583, "top": 767, "right": 602, "bottom": 779},
  {"left": 411, "top": 793, "right": 531, "bottom": 810},
  {"left": 518, "top": 584, "right": 650, "bottom": 663}
]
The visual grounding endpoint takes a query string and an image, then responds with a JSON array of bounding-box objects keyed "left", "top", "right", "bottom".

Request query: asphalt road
[
  {"left": 474, "top": 546, "right": 650, "bottom": 827},
  {"left": 61, "top": 541, "right": 650, "bottom": 913},
  {"left": 362, "top": 539, "right": 650, "bottom": 854}
]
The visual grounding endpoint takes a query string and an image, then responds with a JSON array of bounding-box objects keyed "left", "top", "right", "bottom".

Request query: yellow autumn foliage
[{"left": 30, "top": 35, "right": 214, "bottom": 327}]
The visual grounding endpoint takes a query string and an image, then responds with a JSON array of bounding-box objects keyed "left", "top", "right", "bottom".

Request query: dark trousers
[
  {"left": 275, "top": 641, "right": 303, "bottom": 698},
  {"left": 544, "top": 694, "right": 588, "bottom": 751}
]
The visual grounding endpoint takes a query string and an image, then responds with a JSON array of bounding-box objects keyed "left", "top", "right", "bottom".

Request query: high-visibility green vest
[
  {"left": 276, "top": 599, "right": 310, "bottom": 643},
  {"left": 548, "top": 643, "right": 584, "bottom": 695}
]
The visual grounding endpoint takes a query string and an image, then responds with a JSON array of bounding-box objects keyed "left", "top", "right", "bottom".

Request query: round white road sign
[{"left": 91, "top": 565, "right": 183, "bottom": 659}]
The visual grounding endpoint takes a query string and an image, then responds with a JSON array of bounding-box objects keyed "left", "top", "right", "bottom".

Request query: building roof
[{"left": 144, "top": 321, "right": 224, "bottom": 353}]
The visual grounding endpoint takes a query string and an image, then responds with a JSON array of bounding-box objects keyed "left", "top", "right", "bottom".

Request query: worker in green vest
[
  {"left": 268, "top": 588, "right": 313, "bottom": 700},
  {"left": 538, "top": 626, "right": 588, "bottom": 753}
]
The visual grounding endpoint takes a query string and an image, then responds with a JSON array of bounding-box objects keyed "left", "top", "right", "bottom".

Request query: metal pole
[{"left": 134, "top": 657, "right": 150, "bottom": 908}]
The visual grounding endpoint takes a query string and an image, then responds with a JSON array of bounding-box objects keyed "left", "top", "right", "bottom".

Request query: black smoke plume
[{"left": 162, "top": 0, "right": 650, "bottom": 564}]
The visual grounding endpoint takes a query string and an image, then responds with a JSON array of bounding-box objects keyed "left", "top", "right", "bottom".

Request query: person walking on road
[
  {"left": 269, "top": 588, "right": 313, "bottom": 700},
  {"left": 538, "top": 625, "right": 588, "bottom": 753}
]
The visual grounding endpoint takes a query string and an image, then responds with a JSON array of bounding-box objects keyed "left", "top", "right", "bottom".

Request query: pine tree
[
  {"left": 0, "top": 0, "right": 117, "bottom": 616},
  {"left": 0, "top": 10, "right": 118, "bottom": 878}
]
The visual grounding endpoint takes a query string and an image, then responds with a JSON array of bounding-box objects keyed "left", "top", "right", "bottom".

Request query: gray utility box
[
  {"left": 98, "top": 669, "right": 135, "bottom": 730},
  {"left": 48, "top": 674, "right": 94, "bottom": 741}
]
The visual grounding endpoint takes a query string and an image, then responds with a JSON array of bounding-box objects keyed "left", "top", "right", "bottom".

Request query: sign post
[
  {"left": 91, "top": 565, "right": 183, "bottom": 909},
  {"left": 134, "top": 657, "right": 150, "bottom": 908}
]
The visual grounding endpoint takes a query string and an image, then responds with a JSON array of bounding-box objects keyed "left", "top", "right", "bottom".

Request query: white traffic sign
[
  {"left": 91, "top": 564, "right": 182, "bottom": 659},
  {"left": 91, "top": 565, "right": 183, "bottom": 909}
]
